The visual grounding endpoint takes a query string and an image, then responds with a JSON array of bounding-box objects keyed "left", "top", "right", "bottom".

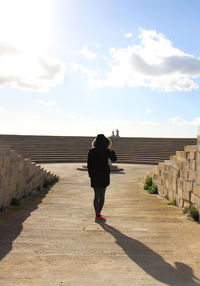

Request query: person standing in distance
[{"left": 87, "top": 134, "right": 117, "bottom": 221}]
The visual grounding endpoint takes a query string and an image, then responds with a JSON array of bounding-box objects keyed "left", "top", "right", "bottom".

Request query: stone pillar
[{"left": 198, "top": 127, "right": 200, "bottom": 147}]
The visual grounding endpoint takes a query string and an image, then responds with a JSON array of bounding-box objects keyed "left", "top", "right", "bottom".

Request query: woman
[{"left": 87, "top": 134, "right": 117, "bottom": 221}]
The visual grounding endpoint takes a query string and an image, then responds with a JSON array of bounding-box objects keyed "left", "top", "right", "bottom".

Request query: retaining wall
[
  {"left": 149, "top": 135, "right": 200, "bottom": 213},
  {"left": 0, "top": 145, "right": 55, "bottom": 209}
]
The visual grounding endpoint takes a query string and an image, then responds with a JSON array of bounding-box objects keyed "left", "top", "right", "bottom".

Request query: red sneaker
[{"left": 95, "top": 215, "right": 106, "bottom": 221}]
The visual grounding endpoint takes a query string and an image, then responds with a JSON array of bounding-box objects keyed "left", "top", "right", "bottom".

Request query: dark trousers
[{"left": 93, "top": 187, "right": 106, "bottom": 216}]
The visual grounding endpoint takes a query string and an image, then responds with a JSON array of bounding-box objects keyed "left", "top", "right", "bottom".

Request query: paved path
[{"left": 0, "top": 163, "right": 200, "bottom": 286}]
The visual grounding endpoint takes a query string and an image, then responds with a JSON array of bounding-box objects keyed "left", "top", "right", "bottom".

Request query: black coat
[{"left": 87, "top": 147, "right": 117, "bottom": 188}]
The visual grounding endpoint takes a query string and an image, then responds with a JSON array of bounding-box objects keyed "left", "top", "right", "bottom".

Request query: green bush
[
  {"left": 183, "top": 206, "right": 190, "bottom": 214},
  {"left": 148, "top": 184, "right": 158, "bottom": 194},
  {"left": 183, "top": 205, "right": 199, "bottom": 221},
  {"left": 144, "top": 176, "right": 152, "bottom": 190},
  {"left": 11, "top": 197, "right": 20, "bottom": 206},
  {"left": 43, "top": 179, "right": 49, "bottom": 188},
  {"left": 189, "top": 206, "right": 199, "bottom": 221}
]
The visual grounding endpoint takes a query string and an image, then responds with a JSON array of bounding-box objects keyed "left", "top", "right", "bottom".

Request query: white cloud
[
  {"left": 0, "top": 41, "right": 65, "bottom": 92},
  {"left": 36, "top": 100, "right": 56, "bottom": 106},
  {"left": 123, "top": 32, "right": 133, "bottom": 38},
  {"left": 120, "top": 29, "right": 133, "bottom": 39},
  {"left": 73, "top": 29, "right": 200, "bottom": 91},
  {"left": 71, "top": 62, "right": 97, "bottom": 79},
  {"left": 146, "top": 109, "right": 152, "bottom": 113},
  {"left": 169, "top": 116, "right": 200, "bottom": 126},
  {"left": 80, "top": 46, "right": 96, "bottom": 60}
]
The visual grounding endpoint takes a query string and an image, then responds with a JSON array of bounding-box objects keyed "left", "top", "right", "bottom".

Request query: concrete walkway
[{"left": 0, "top": 163, "right": 200, "bottom": 286}]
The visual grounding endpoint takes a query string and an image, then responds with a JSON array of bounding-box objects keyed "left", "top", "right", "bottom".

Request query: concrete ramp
[{"left": 0, "top": 163, "right": 200, "bottom": 286}]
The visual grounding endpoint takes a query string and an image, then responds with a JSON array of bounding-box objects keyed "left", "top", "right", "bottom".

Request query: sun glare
[{"left": 0, "top": 0, "right": 54, "bottom": 54}]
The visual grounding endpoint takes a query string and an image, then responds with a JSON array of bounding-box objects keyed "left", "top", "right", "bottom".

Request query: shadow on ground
[
  {"left": 96, "top": 222, "right": 200, "bottom": 286},
  {"left": 0, "top": 188, "right": 50, "bottom": 262}
]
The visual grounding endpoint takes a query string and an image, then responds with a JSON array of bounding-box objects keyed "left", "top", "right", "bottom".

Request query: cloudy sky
[{"left": 1, "top": 0, "right": 200, "bottom": 138}]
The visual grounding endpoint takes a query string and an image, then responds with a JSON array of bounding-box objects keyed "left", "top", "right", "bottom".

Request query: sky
[{"left": 0, "top": 0, "right": 200, "bottom": 138}]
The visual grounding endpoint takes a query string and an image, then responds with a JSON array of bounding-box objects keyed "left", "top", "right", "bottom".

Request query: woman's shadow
[
  {"left": 96, "top": 222, "right": 200, "bottom": 286},
  {"left": 0, "top": 188, "right": 50, "bottom": 262}
]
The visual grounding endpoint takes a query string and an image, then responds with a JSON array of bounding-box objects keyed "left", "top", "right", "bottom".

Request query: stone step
[{"left": 0, "top": 134, "right": 196, "bottom": 164}]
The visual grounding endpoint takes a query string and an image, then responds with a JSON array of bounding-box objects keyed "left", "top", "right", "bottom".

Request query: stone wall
[
  {"left": 149, "top": 135, "right": 200, "bottom": 213},
  {"left": 0, "top": 145, "right": 55, "bottom": 209}
]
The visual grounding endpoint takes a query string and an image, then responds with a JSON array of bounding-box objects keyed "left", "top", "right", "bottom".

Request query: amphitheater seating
[{"left": 0, "top": 134, "right": 197, "bottom": 164}]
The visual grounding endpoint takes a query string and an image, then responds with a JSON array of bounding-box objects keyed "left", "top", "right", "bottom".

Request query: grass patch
[
  {"left": 43, "top": 175, "right": 60, "bottom": 188},
  {"left": 11, "top": 197, "right": 20, "bottom": 206},
  {"left": 168, "top": 200, "right": 176, "bottom": 206}
]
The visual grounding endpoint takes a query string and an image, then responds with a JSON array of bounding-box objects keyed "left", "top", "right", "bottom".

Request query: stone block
[
  {"left": 187, "top": 171, "right": 196, "bottom": 181},
  {"left": 196, "top": 172, "right": 200, "bottom": 185},
  {"left": 196, "top": 161, "right": 200, "bottom": 172},
  {"left": 0, "top": 146, "right": 10, "bottom": 156},
  {"left": 158, "top": 185, "right": 164, "bottom": 195},
  {"left": 177, "top": 197, "right": 184, "bottom": 208},
  {"left": 8, "top": 166, "right": 16, "bottom": 178},
  {"left": 189, "top": 151, "right": 196, "bottom": 160},
  {"left": 152, "top": 173, "right": 158, "bottom": 181},
  {"left": 17, "top": 160, "right": 24, "bottom": 172},
  {"left": 0, "top": 157, "right": 2, "bottom": 168},
  {"left": 0, "top": 187, "right": 4, "bottom": 207},
  {"left": 180, "top": 170, "right": 188, "bottom": 180},
  {"left": 167, "top": 189, "right": 174, "bottom": 201},
  {"left": 16, "top": 181, "right": 24, "bottom": 198},
  {"left": 191, "top": 193, "right": 200, "bottom": 208},
  {"left": 9, "top": 176, "right": 16, "bottom": 185},
  {"left": 196, "top": 152, "right": 200, "bottom": 172},
  {"left": 10, "top": 150, "right": 18, "bottom": 164},
  {"left": 172, "top": 166, "right": 179, "bottom": 177},
  {"left": 158, "top": 162, "right": 164, "bottom": 170},
  {"left": 177, "top": 178, "right": 183, "bottom": 197},
  {"left": 189, "top": 160, "right": 196, "bottom": 171},
  {"left": 172, "top": 176, "right": 177, "bottom": 191},
  {"left": 3, "top": 185, "right": 16, "bottom": 207},
  {"left": 183, "top": 201, "right": 190, "bottom": 209},
  {"left": 182, "top": 160, "right": 189, "bottom": 170},
  {"left": 193, "top": 183, "right": 200, "bottom": 197},
  {"left": 24, "top": 158, "right": 31, "bottom": 165},
  {"left": 184, "top": 181, "right": 193, "bottom": 192},
  {"left": 153, "top": 166, "right": 159, "bottom": 176},
  {"left": 163, "top": 171, "right": 169, "bottom": 180},
  {"left": 184, "top": 145, "right": 197, "bottom": 152},
  {"left": 2, "top": 175, "right": 9, "bottom": 187},
  {"left": 182, "top": 190, "right": 191, "bottom": 202},
  {"left": 176, "top": 151, "right": 186, "bottom": 161},
  {"left": 170, "top": 155, "right": 175, "bottom": 161},
  {"left": 3, "top": 156, "right": 10, "bottom": 168}
]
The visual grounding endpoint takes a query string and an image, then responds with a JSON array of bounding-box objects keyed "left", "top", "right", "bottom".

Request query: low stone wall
[
  {"left": 149, "top": 135, "right": 200, "bottom": 213},
  {"left": 0, "top": 145, "right": 55, "bottom": 209}
]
